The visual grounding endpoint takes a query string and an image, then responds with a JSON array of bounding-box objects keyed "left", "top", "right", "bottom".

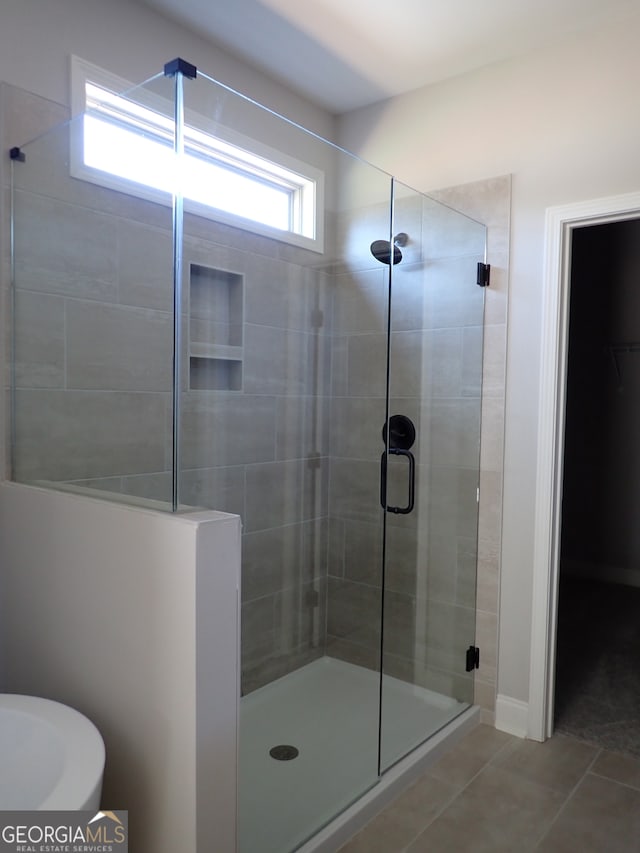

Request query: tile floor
[{"left": 336, "top": 724, "right": 640, "bottom": 852}]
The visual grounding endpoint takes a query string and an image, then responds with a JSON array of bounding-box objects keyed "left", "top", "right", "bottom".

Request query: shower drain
[{"left": 269, "top": 744, "right": 299, "bottom": 761}]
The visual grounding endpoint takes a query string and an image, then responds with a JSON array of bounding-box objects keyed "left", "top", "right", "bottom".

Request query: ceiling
[{"left": 141, "top": 0, "right": 638, "bottom": 113}]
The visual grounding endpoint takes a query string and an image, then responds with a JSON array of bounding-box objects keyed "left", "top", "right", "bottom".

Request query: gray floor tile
[
  {"left": 536, "top": 774, "right": 640, "bottom": 852},
  {"left": 491, "top": 732, "right": 598, "bottom": 793},
  {"left": 407, "top": 765, "right": 565, "bottom": 852},
  {"left": 426, "top": 723, "right": 514, "bottom": 789},
  {"left": 335, "top": 730, "right": 640, "bottom": 853},
  {"left": 591, "top": 749, "right": 640, "bottom": 790},
  {"left": 338, "top": 775, "right": 458, "bottom": 853}
]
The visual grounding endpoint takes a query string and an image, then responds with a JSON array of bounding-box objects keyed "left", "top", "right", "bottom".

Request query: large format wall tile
[
  {"left": 66, "top": 301, "right": 172, "bottom": 391},
  {"left": 422, "top": 399, "right": 482, "bottom": 469},
  {"left": 332, "top": 268, "right": 387, "bottom": 335},
  {"left": 390, "top": 264, "right": 427, "bottom": 332},
  {"left": 461, "top": 325, "right": 484, "bottom": 398},
  {"left": 276, "top": 394, "right": 330, "bottom": 461},
  {"left": 417, "top": 328, "right": 465, "bottom": 398},
  {"left": 382, "top": 588, "right": 417, "bottom": 659},
  {"left": 388, "top": 331, "right": 427, "bottom": 398},
  {"left": 341, "top": 518, "right": 383, "bottom": 586},
  {"left": 117, "top": 220, "right": 173, "bottom": 311},
  {"left": 122, "top": 472, "right": 171, "bottom": 503},
  {"left": 423, "top": 256, "right": 486, "bottom": 331},
  {"left": 14, "top": 389, "right": 167, "bottom": 481},
  {"left": 245, "top": 459, "right": 305, "bottom": 532},
  {"left": 347, "top": 333, "right": 388, "bottom": 397},
  {"left": 384, "top": 524, "right": 424, "bottom": 596},
  {"left": 421, "top": 193, "right": 488, "bottom": 261},
  {"left": 329, "top": 458, "right": 381, "bottom": 524},
  {"left": 245, "top": 458, "right": 329, "bottom": 533},
  {"left": 244, "top": 258, "right": 332, "bottom": 333},
  {"left": 13, "top": 290, "right": 65, "bottom": 388},
  {"left": 330, "top": 396, "right": 387, "bottom": 460},
  {"left": 179, "top": 465, "right": 245, "bottom": 517},
  {"left": 180, "top": 394, "right": 276, "bottom": 468},
  {"left": 243, "top": 324, "right": 311, "bottom": 395},
  {"left": 327, "top": 577, "right": 382, "bottom": 652},
  {"left": 241, "top": 579, "right": 325, "bottom": 694},
  {"left": 242, "top": 524, "right": 304, "bottom": 601},
  {"left": 13, "top": 191, "right": 118, "bottom": 300},
  {"left": 241, "top": 595, "right": 276, "bottom": 674}
]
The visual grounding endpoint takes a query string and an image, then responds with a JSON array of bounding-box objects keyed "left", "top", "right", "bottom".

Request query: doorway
[
  {"left": 529, "top": 190, "right": 640, "bottom": 743},
  {"left": 554, "top": 219, "right": 640, "bottom": 755}
]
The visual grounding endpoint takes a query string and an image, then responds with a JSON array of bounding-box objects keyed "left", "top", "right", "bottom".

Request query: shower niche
[{"left": 188, "top": 263, "right": 243, "bottom": 391}]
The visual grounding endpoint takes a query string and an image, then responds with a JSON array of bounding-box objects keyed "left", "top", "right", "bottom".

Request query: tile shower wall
[
  {"left": 9, "top": 95, "right": 175, "bottom": 492},
  {"left": 3, "top": 82, "right": 509, "bottom": 715},
  {"left": 432, "top": 176, "right": 511, "bottom": 718},
  {"left": 1, "top": 83, "right": 71, "bottom": 484},
  {"left": 323, "top": 176, "right": 510, "bottom": 721},
  {"left": 5, "top": 83, "right": 333, "bottom": 695},
  {"left": 177, "top": 228, "right": 333, "bottom": 693}
]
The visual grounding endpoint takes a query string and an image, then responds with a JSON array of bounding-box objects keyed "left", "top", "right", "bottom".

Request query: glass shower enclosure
[{"left": 9, "top": 59, "right": 486, "bottom": 852}]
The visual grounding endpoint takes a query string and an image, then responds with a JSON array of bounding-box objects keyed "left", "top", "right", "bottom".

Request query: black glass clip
[
  {"left": 477, "top": 262, "right": 491, "bottom": 287},
  {"left": 466, "top": 645, "right": 480, "bottom": 672},
  {"left": 9, "top": 147, "right": 25, "bottom": 163},
  {"left": 164, "top": 58, "right": 197, "bottom": 79}
]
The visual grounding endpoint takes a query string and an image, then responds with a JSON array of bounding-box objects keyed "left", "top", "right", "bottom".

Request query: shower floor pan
[{"left": 239, "top": 656, "right": 473, "bottom": 853}]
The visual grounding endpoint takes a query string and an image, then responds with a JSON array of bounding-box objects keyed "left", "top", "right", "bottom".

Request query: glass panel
[
  {"left": 379, "top": 182, "right": 486, "bottom": 771},
  {"left": 178, "top": 71, "right": 391, "bottom": 853},
  {"left": 10, "top": 72, "right": 176, "bottom": 509}
]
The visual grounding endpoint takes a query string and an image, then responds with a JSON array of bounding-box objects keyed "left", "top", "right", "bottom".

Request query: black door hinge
[
  {"left": 466, "top": 645, "right": 480, "bottom": 672},
  {"left": 476, "top": 262, "right": 490, "bottom": 287}
]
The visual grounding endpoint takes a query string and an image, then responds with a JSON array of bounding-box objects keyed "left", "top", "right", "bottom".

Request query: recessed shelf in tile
[
  {"left": 190, "top": 356, "right": 242, "bottom": 391},
  {"left": 190, "top": 264, "right": 243, "bottom": 347},
  {"left": 190, "top": 342, "right": 243, "bottom": 361},
  {"left": 189, "top": 263, "right": 244, "bottom": 391}
]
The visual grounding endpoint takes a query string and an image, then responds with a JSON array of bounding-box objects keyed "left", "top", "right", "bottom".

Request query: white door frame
[{"left": 528, "top": 190, "right": 640, "bottom": 741}]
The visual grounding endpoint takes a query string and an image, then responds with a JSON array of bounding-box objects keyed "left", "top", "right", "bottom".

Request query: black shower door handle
[{"left": 380, "top": 448, "right": 415, "bottom": 514}]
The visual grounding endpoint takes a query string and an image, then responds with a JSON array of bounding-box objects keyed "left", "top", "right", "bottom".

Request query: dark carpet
[{"left": 554, "top": 575, "right": 640, "bottom": 757}]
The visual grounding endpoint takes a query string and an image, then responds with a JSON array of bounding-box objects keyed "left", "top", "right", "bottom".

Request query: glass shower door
[{"left": 379, "top": 183, "right": 486, "bottom": 770}]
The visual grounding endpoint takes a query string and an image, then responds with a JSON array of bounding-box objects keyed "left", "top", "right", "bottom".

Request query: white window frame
[{"left": 70, "top": 56, "right": 324, "bottom": 252}]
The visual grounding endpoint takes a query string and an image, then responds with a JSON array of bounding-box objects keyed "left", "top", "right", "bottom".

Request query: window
[{"left": 70, "top": 57, "right": 323, "bottom": 251}]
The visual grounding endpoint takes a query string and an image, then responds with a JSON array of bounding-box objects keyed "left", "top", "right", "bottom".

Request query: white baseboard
[{"left": 495, "top": 694, "right": 528, "bottom": 738}]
